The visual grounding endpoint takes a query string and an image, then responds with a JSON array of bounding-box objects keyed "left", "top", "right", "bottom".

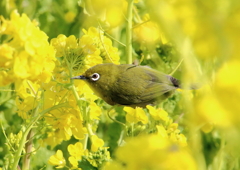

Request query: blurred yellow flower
[
  {"left": 0, "top": 44, "right": 14, "bottom": 68},
  {"left": 106, "top": 5, "right": 125, "bottom": 27},
  {"left": 214, "top": 59, "right": 240, "bottom": 119},
  {"left": 64, "top": 11, "right": 76, "bottom": 23},
  {"left": 124, "top": 107, "right": 148, "bottom": 124},
  {"left": 0, "top": 70, "right": 14, "bottom": 86},
  {"left": 104, "top": 135, "right": 196, "bottom": 170},
  {"left": 48, "top": 150, "right": 66, "bottom": 169},
  {"left": 194, "top": 59, "right": 240, "bottom": 128},
  {"left": 156, "top": 125, "right": 168, "bottom": 138},
  {"left": 133, "top": 21, "right": 162, "bottom": 44},
  {"left": 79, "top": 0, "right": 126, "bottom": 28}
]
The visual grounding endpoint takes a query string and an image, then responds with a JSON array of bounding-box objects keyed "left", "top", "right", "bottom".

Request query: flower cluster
[
  {"left": 43, "top": 26, "right": 120, "bottom": 148},
  {"left": 124, "top": 105, "right": 187, "bottom": 146},
  {"left": 0, "top": 10, "right": 56, "bottom": 85},
  {"left": 50, "top": 27, "right": 119, "bottom": 75},
  {"left": 0, "top": 11, "right": 56, "bottom": 120}
]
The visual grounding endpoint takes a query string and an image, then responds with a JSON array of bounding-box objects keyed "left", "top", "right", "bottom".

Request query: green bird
[{"left": 71, "top": 63, "right": 180, "bottom": 108}]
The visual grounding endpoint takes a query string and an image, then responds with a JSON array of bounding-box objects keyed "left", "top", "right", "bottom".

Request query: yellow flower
[
  {"left": 51, "top": 34, "right": 79, "bottom": 58},
  {"left": 156, "top": 125, "right": 168, "bottom": 138},
  {"left": 51, "top": 27, "right": 119, "bottom": 76},
  {"left": 0, "top": 10, "right": 56, "bottom": 84},
  {"left": 195, "top": 93, "right": 230, "bottom": 127},
  {"left": 75, "top": 81, "right": 99, "bottom": 102},
  {"left": 79, "top": 0, "right": 126, "bottom": 28},
  {"left": 64, "top": 11, "right": 76, "bottom": 23},
  {"left": 81, "top": 27, "right": 120, "bottom": 64},
  {"left": 44, "top": 108, "right": 86, "bottom": 147},
  {"left": 124, "top": 107, "right": 148, "bottom": 124},
  {"left": 105, "top": 4, "right": 125, "bottom": 27},
  {"left": 44, "top": 132, "right": 65, "bottom": 148},
  {"left": 147, "top": 105, "right": 169, "bottom": 122},
  {"left": 68, "top": 142, "right": 85, "bottom": 167},
  {"left": 68, "top": 142, "right": 84, "bottom": 158},
  {"left": 104, "top": 135, "right": 196, "bottom": 170},
  {"left": 48, "top": 150, "right": 66, "bottom": 169},
  {"left": 214, "top": 59, "right": 240, "bottom": 125},
  {"left": 91, "top": 135, "right": 104, "bottom": 152},
  {"left": 133, "top": 20, "right": 162, "bottom": 44},
  {"left": 0, "top": 44, "right": 14, "bottom": 68},
  {"left": 68, "top": 156, "right": 79, "bottom": 168},
  {"left": 14, "top": 80, "right": 41, "bottom": 118},
  {"left": 0, "top": 70, "right": 14, "bottom": 86},
  {"left": 89, "top": 102, "right": 102, "bottom": 120}
]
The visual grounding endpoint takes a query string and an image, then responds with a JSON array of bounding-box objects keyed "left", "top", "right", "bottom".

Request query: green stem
[
  {"left": 107, "top": 107, "right": 127, "bottom": 129},
  {"left": 82, "top": 134, "right": 89, "bottom": 150},
  {"left": 70, "top": 85, "right": 81, "bottom": 110},
  {"left": 69, "top": 84, "right": 94, "bottom": 148},
  {"left": 86, "top": 123, "right": 94, "bottom": 136},
  {"left": 126, "top": 0, "right": 134, "bottom": 64},
  {"left": 11, "top": 103, "right": 66, "bottom": 170},
  {"left": 21, "top": 82, "right": 38, "bottom": 170},
  {"left": 169, "top": 58, "right": 184, "bottom": 76},
  {"left": 22, "top": 129, "right": 34, "bottom": 170},
  {"left": 98, "top": 22, "right": 126, "bottom": 47}
]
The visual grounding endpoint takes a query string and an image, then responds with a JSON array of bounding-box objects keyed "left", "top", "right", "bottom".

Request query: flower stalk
[
  {"left": 11, "top": 103, "right": 66, "bottom": 170},
  {"left": 126, "top": 0, "right": 134, "bottom": 64}
]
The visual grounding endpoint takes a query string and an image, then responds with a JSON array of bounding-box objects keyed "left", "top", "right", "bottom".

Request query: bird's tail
[{"left": 168, "top": 75, "right": 199, "bottom": 90}]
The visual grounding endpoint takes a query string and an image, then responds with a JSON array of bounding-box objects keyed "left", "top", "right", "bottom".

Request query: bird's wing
[{"left": 110, "top": 65, "right": 178, "bottom": 106}]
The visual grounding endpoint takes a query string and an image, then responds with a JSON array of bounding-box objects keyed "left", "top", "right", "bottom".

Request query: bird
[{"left": 71, "top": 63, "right": 180, "bottom": 108}]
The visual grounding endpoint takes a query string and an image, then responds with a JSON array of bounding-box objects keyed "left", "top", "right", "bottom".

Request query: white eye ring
[{"left": 90, "top": 73, "right": 100, "bottom": 81}]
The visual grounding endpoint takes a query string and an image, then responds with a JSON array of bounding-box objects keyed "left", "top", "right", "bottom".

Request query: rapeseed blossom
[
  {"left": 124, "top": 107, "right": 148, "bottom": 124},
  {"left": 133, "top": 16, "right": 163, "bottom": 44},
  {"left": 91, "top": 135, "right": 104, "bottom": 152},
  {"left": 0, "top": 10, "right": 56, "bottom": 85},
  {"left": 44, "top": 26, "right": 120, "bottom": 148},
  {"left": 147, "top": 105, "right": 169, "bottom": 122},
  {"left": 48, "top": 150, "right": 66, "bottom": 169},
  {"left": 104, "top": 135, "right": 196, "bottom": 170},
  {"left": 0, "top": 10, "right": 56, "bottom": 120},
  {"left": 68, "top": 142, "right": 85, "bottom": 168},
  {"left": 194, "top": 59, "right": 240, "bottom": 128}
]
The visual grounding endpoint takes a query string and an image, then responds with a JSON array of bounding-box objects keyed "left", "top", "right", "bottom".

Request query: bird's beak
[{"left": 71, "top": 75, "right": 87, "bottom": 80}]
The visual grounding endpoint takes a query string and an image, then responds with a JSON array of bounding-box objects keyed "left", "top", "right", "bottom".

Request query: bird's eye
[{"left": 91, "top": 73, "right": 100, "bottom": 81}]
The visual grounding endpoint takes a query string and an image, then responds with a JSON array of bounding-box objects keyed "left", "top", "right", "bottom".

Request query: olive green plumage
[{"left": 72, "top": 63, "right": 180, "bottom": 108}]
